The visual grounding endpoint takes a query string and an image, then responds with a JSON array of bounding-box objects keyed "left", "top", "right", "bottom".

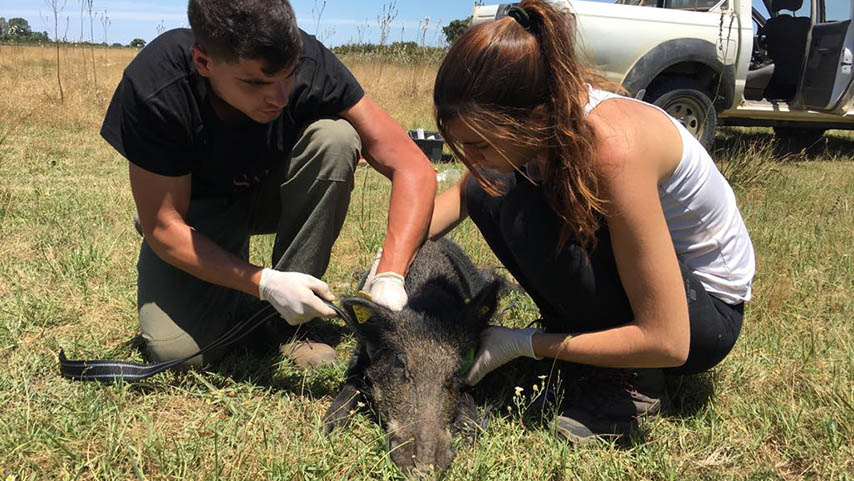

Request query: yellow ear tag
[
  {"left": 464, "top": 298, "right": 471, "bottom": 304},
  {"left": 354, "top": 290, "right": 373, "bottom": 324},
  {"left": 479, "top": 305, "right": 490, "bottom": 318}
]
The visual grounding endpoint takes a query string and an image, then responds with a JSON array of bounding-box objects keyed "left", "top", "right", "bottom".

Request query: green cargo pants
[{"left": 137, "top": 119, "right": 361, "bottom": 365}]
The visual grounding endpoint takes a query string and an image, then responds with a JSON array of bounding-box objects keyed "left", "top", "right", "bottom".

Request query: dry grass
[{"left": 0, "top": 45, "right": 853, "bottom": 480}]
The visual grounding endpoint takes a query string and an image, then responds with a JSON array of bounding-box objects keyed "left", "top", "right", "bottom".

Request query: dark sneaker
[
  {"left": 594, "top": 368, "right": 665, "bottom": 418},
  {"left": 555, "top": 368, "right": 665, "bottom": 442},
  {"left": 555, "top": 409, "right": 636, "bottom": 443}
]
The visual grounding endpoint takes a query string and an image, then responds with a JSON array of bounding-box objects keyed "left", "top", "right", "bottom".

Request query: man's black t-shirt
[{"left": 101, "top": 28, "right": 364, "bottom": 199}]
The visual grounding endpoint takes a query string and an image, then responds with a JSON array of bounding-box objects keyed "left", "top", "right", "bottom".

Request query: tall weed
[{"left": 714, "top": 133, "right": 784, "bottom": 189}]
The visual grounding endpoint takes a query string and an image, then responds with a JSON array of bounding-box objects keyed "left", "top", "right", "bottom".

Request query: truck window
[
  {"left": 755, "top": 0, "right": 810, "bottom": 18},
  {"left": 663, "top": 0, "right": 725, "bottom": 10},
  {"left": 613, "top": 0, "right": 661, "bottom": 5},
  {"left": 753, "top": 0, "right": 770, "bottom": 19},
  {"left": 824, "top": 0, "right": 852, "bottom": 22}
]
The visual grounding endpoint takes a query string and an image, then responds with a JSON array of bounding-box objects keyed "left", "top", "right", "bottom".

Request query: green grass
[{"left": 1, "top": 51, "right": 853, "bottom": 479}]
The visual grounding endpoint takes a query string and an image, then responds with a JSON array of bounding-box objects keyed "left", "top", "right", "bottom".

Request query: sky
[
  {"left": 0, "top": 0, "right": 479, "bottom": 46},
  {"left": 2, "top": 0, "right": 851, "bottom": 46}
]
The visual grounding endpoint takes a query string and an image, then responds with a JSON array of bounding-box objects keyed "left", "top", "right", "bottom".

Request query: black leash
[{"left": 58, "top": 300, "right": 356, "bottom": 383}]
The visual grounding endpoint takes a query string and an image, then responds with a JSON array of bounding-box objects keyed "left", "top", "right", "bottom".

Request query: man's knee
[
  {"left": 139, "top": 302, "right": 207, "bottom": 367},
  {"left": 298, "top": 118, "right": 361, "bottom": 182}
]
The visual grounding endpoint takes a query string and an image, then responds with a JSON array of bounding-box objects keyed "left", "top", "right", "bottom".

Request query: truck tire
[{"left": 646, "top": 78, "right": 717, "bottom": 151}]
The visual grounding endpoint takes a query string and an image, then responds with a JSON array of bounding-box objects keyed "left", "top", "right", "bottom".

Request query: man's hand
[
  {"left": 361, "top": 248, "right": 408, "bottom": 311},
  {"left": 465, "top": 326, "right": 543, "bottom": 385},
  {"left": 259, "top": 268, "right": 337, "bottom": 326},
  {"left": 365, "top": 272, "right": 407, "bottom": 311},
  {"left": 341, "top": 97, "right": 435, "bottom": 305},
  {"left": 361, "top": 249, "right": 408, "bottom": 311}
]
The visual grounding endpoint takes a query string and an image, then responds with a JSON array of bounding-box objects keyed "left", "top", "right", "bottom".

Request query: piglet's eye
[{"left": 393, "top": 354, "right": 407, "bottom": 371}]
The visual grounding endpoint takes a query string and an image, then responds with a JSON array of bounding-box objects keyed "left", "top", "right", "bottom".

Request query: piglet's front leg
[
  {"left": 323, "top": 383, "right": 364, "bottom": 433},
  {"left": 453, "top": 391, "right": 487, "bottom": 446}
]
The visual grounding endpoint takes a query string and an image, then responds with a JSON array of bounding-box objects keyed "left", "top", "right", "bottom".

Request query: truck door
[{"left": 800, "top": 0, "right": 854, "bottom": 111}]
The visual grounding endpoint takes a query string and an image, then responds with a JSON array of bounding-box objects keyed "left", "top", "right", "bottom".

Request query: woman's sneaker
[{"left": 555, "top": 368, "right": 665, "bottom": 443}]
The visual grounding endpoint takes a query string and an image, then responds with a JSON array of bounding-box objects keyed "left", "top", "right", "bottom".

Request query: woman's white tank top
[{"left": 585, "top": 86, "right": 755, "bottom": 304}]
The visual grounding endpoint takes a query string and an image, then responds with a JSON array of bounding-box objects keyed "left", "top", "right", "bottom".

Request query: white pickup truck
[{"left": 472, "top": 0, "right": 854, "bottom": 148}]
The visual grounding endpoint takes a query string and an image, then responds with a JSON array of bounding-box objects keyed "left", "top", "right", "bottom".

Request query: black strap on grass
[{"left": 58, "top": 299, "right": 355, "bottom": 382}]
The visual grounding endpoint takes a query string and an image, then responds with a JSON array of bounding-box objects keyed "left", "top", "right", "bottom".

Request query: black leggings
[{"left": 464, "top": 172, "right": 743, "bottom": 375}]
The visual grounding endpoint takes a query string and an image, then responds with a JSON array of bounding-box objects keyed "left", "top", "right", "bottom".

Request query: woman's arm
[
  {"left": 532, "top": 99, "right": 690, "bottom": 368},
  {"left": 429, "top": 173, "right": 470, "bottom": 240}
]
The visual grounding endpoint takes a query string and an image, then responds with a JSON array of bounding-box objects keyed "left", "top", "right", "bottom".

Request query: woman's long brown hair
[{"left": 434, "top": 0, "right": 607, "bottom": 251}]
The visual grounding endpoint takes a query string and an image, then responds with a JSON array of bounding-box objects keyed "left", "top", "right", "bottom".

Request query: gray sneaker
[
  {"left": 555, "top": 368, "right": 665, "bottom": 442},
  {"left": 280, "top": 340, "right": 338, "bottom": 369},
  {"left": 241, "top": 303, "right": 339, "bottom": 369}
]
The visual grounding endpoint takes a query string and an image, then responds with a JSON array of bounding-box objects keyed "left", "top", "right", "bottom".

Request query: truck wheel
[
  {"left": 773, "top": 127, "right": 826, "bottom": 151},
  {"left": 646, "top": 79, "right": 717, "bottom": 151}
]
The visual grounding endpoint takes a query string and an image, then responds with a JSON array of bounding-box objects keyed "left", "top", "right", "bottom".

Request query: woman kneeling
[{"left": 429, "top": 0, "right": 755, "bottom": 441}]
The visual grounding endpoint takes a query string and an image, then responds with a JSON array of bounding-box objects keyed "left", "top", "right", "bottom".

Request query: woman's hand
[{"left": 465, "top": 326, "right": 543, "bottom": 385}]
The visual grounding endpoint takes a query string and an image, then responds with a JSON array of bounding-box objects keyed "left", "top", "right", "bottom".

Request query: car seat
[{"left": 762, "top": 0, "right": 811, "bottom": 100}]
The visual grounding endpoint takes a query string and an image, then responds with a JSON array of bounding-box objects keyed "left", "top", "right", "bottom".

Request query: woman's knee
[
  {"left": 463, "top": 171, "right": 528, "bottom": 230},
  {"left": 669, "top": 299, "right": 743, "bottom": 375},
  {"left": 462, "top": 173, "right": 493, "bottom": 222}
]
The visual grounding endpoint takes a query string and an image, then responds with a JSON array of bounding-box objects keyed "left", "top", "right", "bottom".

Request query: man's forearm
[
  {"left": 147, "top": 222, "right": 263, "bottom": 297},
  {"left": 376, "top": 164, "right": 437, "bottom": 275}
]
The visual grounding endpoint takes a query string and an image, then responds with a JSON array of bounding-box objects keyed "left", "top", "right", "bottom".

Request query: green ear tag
[
  {"left": 459, "top": 347, "right": 476, "bottom": 374},
  {"left": 354, "top": 290, "right": 373, "bottom": 324},
  {"left": 464, "top": 298, "right": 471, "bottom": 304},
  {"left": 478, "top": 305, "right": 490, "bottom": 318}
]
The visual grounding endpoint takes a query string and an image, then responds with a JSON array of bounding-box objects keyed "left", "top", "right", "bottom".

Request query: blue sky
[
  {"left": 0, "top": 0, "right": 479, "bottom": 46},
  {"left": 3, "top": 1, "right": 851, "bottom": 46}
]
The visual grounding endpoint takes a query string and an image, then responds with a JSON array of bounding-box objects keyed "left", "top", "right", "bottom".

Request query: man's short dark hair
[{"left": 187, "top": 0, "right": 303, "bottom": 74}]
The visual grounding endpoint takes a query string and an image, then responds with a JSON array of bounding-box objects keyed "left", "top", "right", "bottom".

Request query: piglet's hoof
[{"left": 280, "top": 341, "right": 338, "bottom": 369}]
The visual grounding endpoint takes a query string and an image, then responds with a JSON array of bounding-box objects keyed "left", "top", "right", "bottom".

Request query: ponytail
[{"left": 519, "top": 0, "right": 607, "bottom": 250}]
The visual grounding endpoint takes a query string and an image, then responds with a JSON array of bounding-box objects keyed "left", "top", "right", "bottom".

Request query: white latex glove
[
  {"left": 259, "top": 268, "right": 337, "bottom": 326},
  {"left": 361, "top": 248, "right": 383, "bottom": 289},
  {"left": 465, "top": 326, "right": 543, "bottom": 386},
  {"left": 364, "top": 272, "right": 407, "bottom": 311},
  {"left": 361, "top": 248, "right": 408, "bottom": 311}
]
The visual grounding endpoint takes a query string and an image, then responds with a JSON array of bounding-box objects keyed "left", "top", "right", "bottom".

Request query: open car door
[{"left": 800, "top": 0, "right": 854, "bottom": 111}]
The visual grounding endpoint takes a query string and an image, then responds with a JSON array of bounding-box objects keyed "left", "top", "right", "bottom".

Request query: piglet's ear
[
  {"left": 341, "top": 296, "right": 393, "bottom": 359},
  {"left": 464, "top": 279, "right": 502, "bottom": 330},
  {"left": 341, "top": 296, "right": 385, "bottom": 330}
]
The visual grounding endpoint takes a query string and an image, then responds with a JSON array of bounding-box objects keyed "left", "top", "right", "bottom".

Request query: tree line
[
  {"left": 330, "top": 17, "right": 470, "bottom": 58},
  {"left": 0, "top": 17, "right": 146, "bottom": 48}
]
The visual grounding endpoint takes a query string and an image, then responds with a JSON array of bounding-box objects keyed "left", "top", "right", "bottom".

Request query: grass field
[{"left": 0, "top": 45, "right": 852, "bottom": 480}]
